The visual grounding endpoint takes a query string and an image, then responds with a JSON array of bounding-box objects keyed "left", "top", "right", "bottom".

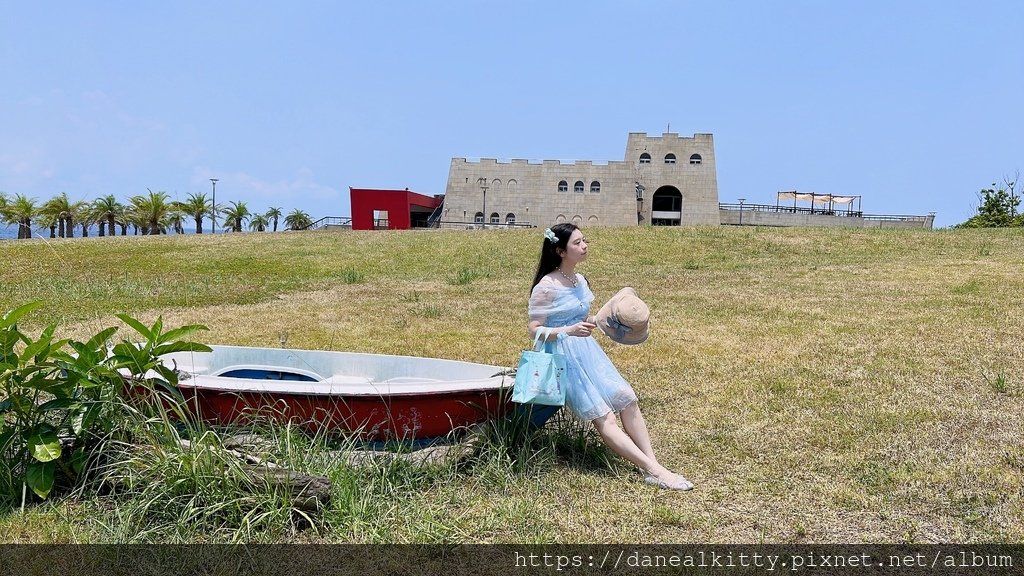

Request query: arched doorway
[{"left": 651, "top": 186, "right": 682, "bottom": 226}]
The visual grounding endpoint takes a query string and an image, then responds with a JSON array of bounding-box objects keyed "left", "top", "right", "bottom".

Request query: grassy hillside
[{"left": 1, "top": 225, "right": 1022, "bottom": 543}]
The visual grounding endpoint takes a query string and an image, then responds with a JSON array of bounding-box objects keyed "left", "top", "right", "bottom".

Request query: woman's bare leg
[
  {"left": 619, "top": 402, "right": 656, "bottom": 461},
  {"left": 595, "top": 405, "right": 692, "bottom": 489},
  {"left": 591, "top": 411, "right": 671, "bottom": 478}
]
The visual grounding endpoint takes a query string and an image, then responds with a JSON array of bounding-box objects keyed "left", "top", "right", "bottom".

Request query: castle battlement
[
  {"left": 453, "top": 157, "right": 620, "bottom": 167},
  {"left": 628, "top": 131, "right": 713, "bottom": 143},
  {"left": 444, "top": 132, "right": 719, "bottom": 228}
]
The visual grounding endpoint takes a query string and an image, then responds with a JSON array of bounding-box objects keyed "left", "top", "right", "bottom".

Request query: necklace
[{"left": 557, "top": 268, "right": 577, "bottom": 288}]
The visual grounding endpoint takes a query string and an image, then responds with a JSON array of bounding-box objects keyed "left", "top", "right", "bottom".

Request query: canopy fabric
[{"left": 777, "top": 191, "right": 860, "bottom": 205}]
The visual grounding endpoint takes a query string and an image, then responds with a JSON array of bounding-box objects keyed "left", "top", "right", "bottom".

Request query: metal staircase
[
  {"left": 306, "top": 216, "right": 352, "bottom": 230},
  {"left": 425, "top": 200, "right": 445, "bottom": 228}
]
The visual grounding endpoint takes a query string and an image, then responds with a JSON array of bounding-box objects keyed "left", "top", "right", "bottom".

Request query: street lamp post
[
  {"left": 635, "top": 181, "right": 645, "bottom": 225},
  {"left": 477, "top": 177, "right": 488, "bottom": 228},
  {"left": 209, "top": 178, "right": 218, "bottom": 234},
  {"left": 738, "top": 198, "right": 746, "bottom": 226}
]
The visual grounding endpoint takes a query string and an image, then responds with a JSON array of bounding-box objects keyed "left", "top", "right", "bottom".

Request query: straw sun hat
[{"left": 589, "top": 287, "right": 650, "bottom": 345}]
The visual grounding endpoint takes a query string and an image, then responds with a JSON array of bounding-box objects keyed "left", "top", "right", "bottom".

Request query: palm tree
[
  {"left": 93, "top": 195, "right": 122, "bottom": 237},
  {"left": 37, "top": 210, "right": 59, "bottom": 238},
  {"left": 248, "top": 214, "right": 269, "bottom": 232},
  {"left": 57, "top": 195, "right": 89, "bottom": 236},
  {"left": 174, "top": 192, "right": 211, "bottom": 234},
  {"left": 127, "top": 209, "right": 146, "bottom": 235},
  {"left": 129, "top": 189, "right": 172, "bottom": 235},
  {"left": 265, "top": 206, "right": 282, "bottom": 232},
  {"left": 114, "top": 202, "right": 129, "bottom": 235},
  {"left": 221, "top": 200, "right": 250, "bottom": 232},
  {"left": 40, "top": 193, "right": 72, "bottom": 238},
  {"left": 284, "top": 208, "right": 312, "bottom": 231},
  {"left": 168, "top": 208, "right": 185, "bottom": 235},
  {"left": 76, "top": 202, "right": 96, "bottom": 237},
  {"left": 2, "top": 194, "right": 38, "bottom": 239},
  {"left": 38, "top": 193, "right": 88, "bottom": 238}
]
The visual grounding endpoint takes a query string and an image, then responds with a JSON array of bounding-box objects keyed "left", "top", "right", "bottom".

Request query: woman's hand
[{"left": 567, "top": 321, "right": 597, "bottom": 337}]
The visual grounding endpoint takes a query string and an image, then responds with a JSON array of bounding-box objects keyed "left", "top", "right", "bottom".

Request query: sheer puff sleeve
[{"left": 528, "top": 283, "right": 556, "bottom": 327}]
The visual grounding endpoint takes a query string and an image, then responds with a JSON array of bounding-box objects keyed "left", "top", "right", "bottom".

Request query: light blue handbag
[{"left": 512, "top": 327, "right": 566, "bottom": 406}]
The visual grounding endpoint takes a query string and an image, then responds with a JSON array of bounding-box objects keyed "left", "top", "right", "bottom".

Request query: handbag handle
[
  {"left": 532, "top": 327, "right": 548, "bottom": 351},
  {"left": 533, "top": 327, "right": 557, "bottom": 352}
]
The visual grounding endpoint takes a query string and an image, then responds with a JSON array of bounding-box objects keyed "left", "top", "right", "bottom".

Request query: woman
[{"left": 527, "top": 222, "right": 693, "bottom": 490}]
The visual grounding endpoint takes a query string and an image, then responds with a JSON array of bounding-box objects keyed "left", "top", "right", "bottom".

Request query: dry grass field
[{"left": 0, "top": 225, "right": 1022, "bottom": 543}]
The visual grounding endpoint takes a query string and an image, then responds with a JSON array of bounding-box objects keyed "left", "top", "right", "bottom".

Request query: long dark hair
[{"left": 531, "top": 222, "right": 579, "bottom": 292}]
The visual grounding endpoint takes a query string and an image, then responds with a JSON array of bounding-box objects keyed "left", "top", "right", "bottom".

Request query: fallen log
[
  {"left": 334, "top": 423, "right": 487, "bottom": 468},
  {"left": 177, "top": 438, "right": 330, "bottom": 512}
]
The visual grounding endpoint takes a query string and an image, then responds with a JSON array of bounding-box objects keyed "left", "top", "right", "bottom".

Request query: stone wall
[
  {"left": 442, "top": 132, "right": 720, "bottom": 228},
  {"left": 627, "top": 132, "right": 719, "bottom": 226},
  {"left": 719, "top": 209, "right": 935, "bottom": 229}
]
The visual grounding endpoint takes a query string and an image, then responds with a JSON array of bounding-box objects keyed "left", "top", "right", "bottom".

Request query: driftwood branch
[
  {"left": 333, "top": 424, "right": 488, "bottom": 468},
  {"left": 165, "top": 422, "right": 489, "bottom": 512},
  {"left": 177, "top": 438, "right": 330, "bottom": 512}
]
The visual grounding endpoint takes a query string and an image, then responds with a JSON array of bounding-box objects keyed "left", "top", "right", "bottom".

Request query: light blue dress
[{"left": 528, "top": 274, "right": 638, "bottom": 421}]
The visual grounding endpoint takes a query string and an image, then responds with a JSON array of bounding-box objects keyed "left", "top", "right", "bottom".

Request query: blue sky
[{"left": 2, "top": 1, "right": 1021, "bottom": 229}]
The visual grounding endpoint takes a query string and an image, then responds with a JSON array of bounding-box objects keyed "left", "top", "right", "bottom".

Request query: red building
[{"left": 349, "top": 188, "right": 444, "bottom": 231}]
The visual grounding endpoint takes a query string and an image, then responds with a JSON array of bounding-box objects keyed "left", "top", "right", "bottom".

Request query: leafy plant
[
  {"left": 0, "top": 302, "right": 210, "bottom": 502},
  {"left": 109, "top": 313, "right": 210, "bottom": 392},
  {"left": 957, "top": 184, "right": 1022, "bottom": 228},
  {"left": 987, "top": 370, "right": 1011, "bottom": 394}
]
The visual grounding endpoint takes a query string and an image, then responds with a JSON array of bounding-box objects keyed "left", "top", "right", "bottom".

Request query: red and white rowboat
[{"left": 157, "top": 345, "right": 554, "bottom": 441}]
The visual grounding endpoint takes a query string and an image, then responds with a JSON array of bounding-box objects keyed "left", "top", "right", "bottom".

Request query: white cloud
[{"left": 191, "top": 167, "right": 346, "bottom": 214}]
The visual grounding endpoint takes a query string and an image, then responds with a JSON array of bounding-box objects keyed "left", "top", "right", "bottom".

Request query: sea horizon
[{"left": 0, "top": 223, "right": 266, "bottom": 241}]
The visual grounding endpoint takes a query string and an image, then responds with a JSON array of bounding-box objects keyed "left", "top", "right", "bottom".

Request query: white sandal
[{"left": 644, "top": 473, "right": 694, "bottom": 491}]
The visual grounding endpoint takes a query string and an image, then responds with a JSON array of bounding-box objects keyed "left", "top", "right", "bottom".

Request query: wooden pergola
[{"left": 776, "top": 191, "right": 862, "bottom": 215}]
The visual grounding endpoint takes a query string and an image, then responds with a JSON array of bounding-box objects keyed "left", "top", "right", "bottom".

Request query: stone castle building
[{"left": 440, "top": 132, "right": 719, "bottom": 228}]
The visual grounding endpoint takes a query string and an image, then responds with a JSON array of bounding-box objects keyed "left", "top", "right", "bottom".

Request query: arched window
[
  {"left": 588, "top": 215, "right": 599, "bottom": 225},
  {"left": 474, "top": 212, "right": 484, "bottom": 223},
  {"left": 490, "top": 212, "right": 500, "bottom": 224},
  {"left": 555, "top": 214, "right": 566, "bottom": 223},
  {"left": 571, "top": 215, "right": 583, "bottom": 225},
  {"left": 639, "top": 153, "right": 651, "bottom": 164},
  {"left": 689, "top": 153, "right": 702, "bottom": 165},
  {"left": 574, "top": 180, "right": 584, "bottom": 193},
  {"left": 590, "top": 181, "right": 601, "bottom": 193},
  {"left": 665, "top": 153, "right": 676, "bottom": 164},
  {"left": 558, "top": 180, "right": 568, "bottom": 192},
  {"left": 505, "top": 213, "right": 516, "bottom": 225}
]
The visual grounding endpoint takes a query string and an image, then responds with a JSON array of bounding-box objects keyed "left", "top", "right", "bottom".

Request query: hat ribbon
[{"left": 606, "top": 314, "right": 633, "bottom": 340}]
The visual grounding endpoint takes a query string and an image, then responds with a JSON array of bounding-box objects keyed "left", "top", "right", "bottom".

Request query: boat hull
[
  {"left": 152, "top": 345, "right": 555, "bottom": 441},
  {"left": 175, "top": 385, "right": 510, "bottom": 440}
]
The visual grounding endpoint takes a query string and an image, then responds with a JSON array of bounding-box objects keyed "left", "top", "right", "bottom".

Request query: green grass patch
[
  {"left": 1, "top": 226, "right": 1023, "bottom": 543},
  {"left": 447, "top": 266, "right": 491, "bottom": 285},
  {"left": 336, "top": 268, "right": 365, "bottom": 284}
]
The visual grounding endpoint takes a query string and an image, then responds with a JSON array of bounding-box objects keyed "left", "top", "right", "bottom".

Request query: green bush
[{"left": 0, "top": 302, "right": 210, "bottom": 502}]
